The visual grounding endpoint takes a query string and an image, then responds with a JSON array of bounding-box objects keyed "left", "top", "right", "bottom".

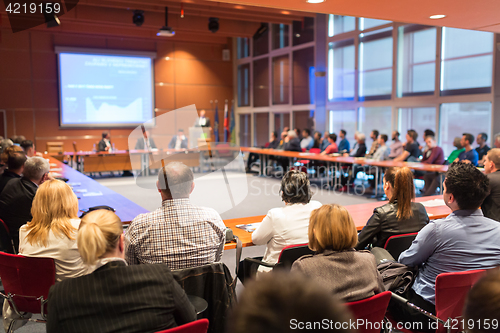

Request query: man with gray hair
[
  {"left": 125, "top": 162, "right": 226, "bottom": 269},
  {"left": 0, "top": 156, "right": 50, "bottom": 251}
]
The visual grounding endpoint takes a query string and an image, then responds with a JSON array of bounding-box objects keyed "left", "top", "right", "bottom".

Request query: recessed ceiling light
[
  {"left": 430, "top": 14, "right": 446, "bottom": 19},
  {"left": 234, "top": 5, "right": 244, "bottom": 9},
  {"left": 306, "top": 0, "right": 325, "bottom": 3},
  {"left": 165, "top": 56, "right": 170, "bottom": 60},
  {"left": 281, "top": 11, "right": 290, "bottom": 15},
  {"left": 295, "top": 33, "right": 301, "bottom": 38}
]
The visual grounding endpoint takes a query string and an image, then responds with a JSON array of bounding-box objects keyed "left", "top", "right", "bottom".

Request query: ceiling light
[
  {"left": 306, "top": 0, "right": 325, "bottom": 3},
  {"left": 234, "top": 5, "right": 244, "bottom": 9},
  {"left": 429, "top": 14, "right": 446, "bottom": 19},
  {"left": 44, "top": 12, "right": 60, "bottom": 28},
  {"left": 165, "top": 57, "right": 170, "bottom": 60},
  {"left": 281, "top": 11, "right": 290, "bottom": 15},
  {"left": 132, "top": 10, "right": 144, "bottom": 26}
]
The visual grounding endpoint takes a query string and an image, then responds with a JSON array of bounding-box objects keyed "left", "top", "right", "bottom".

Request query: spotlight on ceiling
[
  {"left": 306, "top": 0, "right": 325, "bottom": 3},
  {"left": 429, "top": 14, "right": 446, "bottom": 19},
  {"left": 157, "top": 7, "right": 175, "bottom": 37},
  {"left": 44, "top": 12, "right": 60, "bottom": 28},
  {"left": 133, "top": 10, "right": 144, "bottom": 26},
  {"left": 208, "top": 17, "right": 219, "bottom": 33}
]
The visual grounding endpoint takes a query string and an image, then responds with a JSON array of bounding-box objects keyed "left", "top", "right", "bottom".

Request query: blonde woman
[
  {"left": 291, "top": 204, "right": 384, "bottom": 302},
  {"left": 47, "top": 210, "right": 196, "bottom": 333}
]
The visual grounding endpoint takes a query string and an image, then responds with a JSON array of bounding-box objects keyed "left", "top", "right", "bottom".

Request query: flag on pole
[
  {"left": 223, "top": 100, "right": 229, "bottom": 142},
  {"left": 213, "top": 102, "right": 219, "bottom": 143},
  {"left": 230, "top": 101, "right": 236, "bottom": 145}
]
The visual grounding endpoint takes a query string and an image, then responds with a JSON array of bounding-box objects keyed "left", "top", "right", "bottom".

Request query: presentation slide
[{"left": 58, "top": 52, "right": 154, "bottom": 127}]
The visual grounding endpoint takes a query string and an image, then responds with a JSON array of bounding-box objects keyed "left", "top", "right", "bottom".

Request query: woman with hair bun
[
  {"left": 47, "top": 210, "right": 196, "bottom": 333},
  {"left": 355, "top": 167, "right": 429, "bottom": 252}
]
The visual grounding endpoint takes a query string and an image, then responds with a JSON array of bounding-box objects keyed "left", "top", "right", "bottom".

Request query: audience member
[
  {"left": 292, "top": 204, "right": 384, "bottom": 302},
  {"left": 47, "top": 210, "right": 196, "bottom": 333},
  {"left": 300, "top": 129, "right": 314, "bottom": 150},
  {"left": 372, "top": 134, "right": 390, "bottom": 161},
  {"left": 311, "top": 131, "right": 322, "bottom": 149},
  {"left": 481, "top": 148, "right": 500, "bottom": 222},
  {"left": 447, "top": 137, "right": 464, "bottom": 164},
  {"left": 456, "top": 133, "right": 479, "bottom": 166},
  {"left": 20, "top": 140, "right": 40, "bottom": 157},
  {"left": 320, "top": 133, "right": 338, "bottom": 155},
  {"left": 337, "top": 129, "right": 350, "bottom": 153},
  {"left": 475, "top": 132, "right": 490, "bottom": 166},
  {"left": 252, "top": 170, "right": 321, "bottom": 273},
  {"left": 0, "top": 156, "right": 50, "bottom": 251},
  {"left": 136, "top": 130, "right": 158, "bottom": 150},
  {"left": 0, "top": 151, "right": 26, "bottom": 194},
  {"left": 247, "top": 131, "right": 279, "bottom": 173},
  {"left": 229, "top": 272, "right": 353, "bottom": 333},
  {"left": 98, "top": 132, "right": 112, "bottom": 152},
  {"left": 356, "top": 167, "right": 429, "bottom": 250},
  {"left": 348, "top": 132, "right": 360, "bottom": 155},
  {"left": 394, "top": 163, "right": 500, "bottom": 331},
  {"left": 167, "top": 129, "right": 187, "bottom": 150},
  {"left": 0, "top": 145, "right": 23, "bottom": 166},
  {"left": 294, "top": 128, "right": 301, "bottom": 140},
  {"left": 125, "top": 162, "right": 226, "bottom": 269},
  {"left": 320, "top": 132, "right": 330, "bottom": 151},
  {"left": 494, "top": 133, "right": 500, "bottom": 148},
  {"left": 463, "top": 269, "right": 500, "bottom": 333},
  {"left": 346, "top": 132, "right": 366, "bottom": 157},
  {"left": 0, "top": 140, "right": 15, "bottom": 175},
  {"left": 388, "top": 131, "right": 404, "bottom": 159},
  {"left": 276, "top": 130, "right": 302, "bottom": 171},
  {"left": 420, "top": 129, "right": 436, "bottom": 152},
  {"left": 421, "top": 136, "right": 445, "bottom": 196},
  {"left": 393, "top": 130, "right": 421, "bottom": 162},
  {"left": 11, "top": 135, "right": 25, "bottom": 145},
  {"left": 366, "top": 130, "right": 380, "bottom": 157},
  {"left": 276, "top": 130, "right": 288, "bottom": 149}
]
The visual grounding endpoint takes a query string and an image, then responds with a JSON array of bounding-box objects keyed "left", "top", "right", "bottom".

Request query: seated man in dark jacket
[
  {"left": 0, "top": 151, "right": 26, "bottom": 195},
  {"left": 276, "top": 130, "right": 302, "bottom": 172}
]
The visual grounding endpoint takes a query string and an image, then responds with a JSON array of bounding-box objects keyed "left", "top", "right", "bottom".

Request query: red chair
[
  {"left": 155, "top": 319, "right": 209, "bottom": 333},
  {"left": 346, "top": 291, "right": 391, "bottom": 333},
  {"left": 383, "top": 233, "right": 418, "bottom": 260},
  {"left": 242, "top": 243, "right": 313, "bottom": 272},
  {"left": 389, "top": 269, "right": 487, "bottom": 333},
  {"left": 0, "top": 252, "right": 56, "bottom": 333}
]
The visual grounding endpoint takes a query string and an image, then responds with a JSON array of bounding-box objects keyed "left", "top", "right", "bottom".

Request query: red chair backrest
[
  {"left": 155, "top": 319, "right": 209, "bottom": 333},
  {"left": 346, "top": 291, "right": 391, "bottom": 333},
  {"left": 309, "top": 148, "right": 321, "bottom": 154},
  {"left": 301, "top": 148, "right": 306, "bottom": 152},
  {"left": 383, "top": 233, "right": 418, "bottom": 260},
  {"left": 434, "top": 270, "right": 487, "bottom": 333},
  {"left": 264, "top": 142, "right": 270, "bottom": 148},
  {"left": 0, "top": 252, "right": 56, "bottom": 314}
]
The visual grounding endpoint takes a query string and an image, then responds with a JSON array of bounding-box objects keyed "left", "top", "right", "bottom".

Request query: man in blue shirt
[
  {"left": 392, "top": 163, "right": 500, "bottom": 332},
  {"left": 456, "top": 133, "right": 479, "bottom": 166},
  {"left": 337, "top": 129, "right": 350, "bottom": 153}
]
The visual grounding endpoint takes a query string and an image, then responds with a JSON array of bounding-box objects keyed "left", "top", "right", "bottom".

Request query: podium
[{"left": 189, "top": 127, "right": 211, "bottom": 148}]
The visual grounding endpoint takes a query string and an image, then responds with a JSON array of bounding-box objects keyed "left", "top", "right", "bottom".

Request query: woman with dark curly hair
[{"left": 252, "top": 170, "right": 321, "bottom": 273}]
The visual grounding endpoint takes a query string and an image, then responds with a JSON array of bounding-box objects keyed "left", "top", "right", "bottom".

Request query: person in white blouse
[{"left": 251, "top": 170, "right": 322, "bottom": 273}]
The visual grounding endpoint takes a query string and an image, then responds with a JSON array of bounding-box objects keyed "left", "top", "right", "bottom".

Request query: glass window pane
[
  {"left": 398, "top": 107, "right": 436, "bottom": 142},
  {"left": 274, "top": 113, "right": 290, "bottom": 133},
  {"left": 441, "top": 28, "right": 493, "bottom": 91},
  {"left": 293, "top": 47, "right": 314, "bottom": 105},
  {"left": 253, "top": 23, "right": 269, "bottom": 57},
  {"left": 237, "top": 64, "right": 250, "bottom": 107},
  {"left": 272, "top": 55, "right": 290, "bottom": 105},
  {"left": 439, "top": 102, "right": 491, "bottom": 156},
  {"left": 329, "top": 110, "right": 357, "bottom": 143},
  {"left": 293, "top": 17, "right": 314, "bottom": 46},
  {"left": 359, "top": 36, "right": 393, "bottom": 98},
  {"left": 237, "top": 37, "right": 249, "bottom": 59},
  {"left": 398, "top": 27, "right": 436, "bottom": 96},
  {"left": 329, "top": 42, "right": 355, "bottom": 100},
  {"left": 293, "top": 110, "right": 314, "bottom": 131},
  {"left": 254, "top": 113, "right": 270, "bottom": 146},
  {"left": 253, "top": 58, "right": 269, "bottom": 107},
  {"left": 239, "top": 114, "right": 251, "bottom": 147},
  {"left": 358, "top": 107, "right": 392, "bottom": 148},
  {"left": 328, "top": 15, "right": 356, "bottom": 37},
  {"left": 360, "top": 18, "right": 391, "bottom": 30},
  {"left": 272, "top": 24, "right": 289, "bottom": 50}
]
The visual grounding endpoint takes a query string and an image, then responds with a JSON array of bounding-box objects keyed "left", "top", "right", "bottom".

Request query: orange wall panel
[
  {"left": 173, "top": 59, "right": 232, "bottom": 86},
  {"left": 0, "top": 81, "right": 32, "bottom": 109},
  {"left": 0, "top": 50, "right": 31, "bottom": 80},
  {"left": 31, "top": 52, "right": 58, "bottom": 80}
]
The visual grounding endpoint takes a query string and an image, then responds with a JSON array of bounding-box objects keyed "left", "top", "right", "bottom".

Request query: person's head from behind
[
  {"left": 78, "top": 210, "right": 123, "bottom": 266},
  {"left": 340, "top": 129, "right": 346, "bottom": 139},
  {"left": 0, "top": 139, "right": 13, "bottom": 153},
  {"left": 20, "top": 140, "right": 35, "bottom": 157},
  {"left": 406, "top": 130, "right": 417, "bottom": 143},
  {"left": 308, "top": 204, "right": 357, "bottom": 253},
  {"left": 453, "top": 137, "right": 463, "bottom": 149},
  {"left": 424, "top": 129, "right": 435, "bottom": 139},
  {"left": 484, "top": 148, "right": 500, "bottom": 174},
  {"left": 157, "top": 162, "right": 194, "bottom": 200},
  {"left": 461, "top": 133, "right": 474, "bottom": 148},
  {"left": 443, "top": 162, "right": 489, "bottom": 211},
  {"left": 294, "top": 128, "right": 300, "bottom": 137},
  {"left": 313, "top": 131, "right": 321, "bottom": 141},
  {"left": 328, "top": 133, "right": 337, "bottom": 144},
  {"left": 463, "top": 269, "right": 500, "bottom": 333},
  {"left": 229, "top": 272, "right": 353, "bottom": 333},
  {"left": 280, "top": 170, "right": 311, "bottom": 204},
  {"left": 26, "top": 179, "right": 78, "bottom": 246},
  {"left": 425, "top": 135, "right": 437, "bottom": 149},
  {"left": 323, "top": 132, "right": 330, "bottom": 139},
  {"left": 378, "top": 134, "right": 388, "bottom": 146},
  {"left": 370, "top": 130, "right": 379, "bottom": 140},
  {"left": 287, "top": 130, "right": 297, "bottom": 139},
  {"left": 7, "top": 151, "right": 27, "bottom": 174},
  {"left": 102, "top": 131, "right": 110, "bottom": 140},
  {"left": 23, "top": 156, "right": 50, "bottom": 185},
  {"left": 392, "top": 130, "right": 400, "bottom": 141},
  {"left": 302, "top": 129, "right": 310, "bottom": 138},
  {"left": 1, "top": 145, "right": 23, "bottom": 164},
  {"left": 357, "top": 133, "right": 366, "bottom": 143},
  {"left": 271, "top": 131, "right": 278, "bottom": 141},
  {"left": 384, "top": 167, "right": 415, "bottom": 220},
  {"left": 476, "top": 132, "right": 488, "bottom": 146},
  {"left": 12, "top": 135, "right": 25, "bottom": 145},
  {"left": 495, "top": 133, "right": 500, "bottom": 148},
  {"left": 281, "top": 131, "right": 287, "bottom": 140}
]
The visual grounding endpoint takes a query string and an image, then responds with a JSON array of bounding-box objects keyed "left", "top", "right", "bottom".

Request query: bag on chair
[{"left": 377, "top": 261, "right": 416, "bottom": 294}]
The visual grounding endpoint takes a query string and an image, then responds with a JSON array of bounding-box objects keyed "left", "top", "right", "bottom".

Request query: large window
[
  {"left": 441, "top": 28, "right": 493, "bottom": 94},
  {"left": 272, "top": 24, "right": 289, "bottom": 50},
  {"left": 439, "top": 102, "right": 491, "bottom": 156},
  {"left": 329, "top": 40, "right": 355, "bottom": 101},
  {"left": 293, "top": 17, "right": 314, "bottom": 46},
  {"left": 253, "top": 23, "right": 269, "bottom": 57},
  {"left": 237, "top": 64, "right": 250, "bottom": 107},
  {"left": 253, "top": 58, "right": 269, "bottom": 107},
  {"left": 328, "top": 15, "right": 355, "bottom": 37},
  {"left": 398, "top": 26, "right": 436, "bottom": 96},
  {"left": 329, "top": 110, "right": 357, "bottom": 143},
  {"left": 360, "top": 18, "right": 391, "bottom": 31},
  {"left": 237, "top": 38, "right": 250, "bottom": 59},
  {"left": 239, "top": 114, "right": 251, "bottom": 147},
  {"left": 254, "top": 113, "right": 270, "bottom": 146},
  {"left": 358, "top": 107, "right": 393, "bottom": 148},
  {"left": 398, "top": 107, "right": 436, "bottom": 142},
  {"left": 293, "top": 47, "right": 315, "bottom": 105},
  {"left": 272, "top": 55, "right": 290, "bottom": 105},
  {"left": 274, "top": 113, "right": 290, "bottom": 133},
  {"left": 359, "top": 29, "right": 393, "bottom": 100}
]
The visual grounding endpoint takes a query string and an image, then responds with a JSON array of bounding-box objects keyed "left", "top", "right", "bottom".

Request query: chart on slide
[{"left": 58, "top": 52, "right": 154, "bottom": 127}]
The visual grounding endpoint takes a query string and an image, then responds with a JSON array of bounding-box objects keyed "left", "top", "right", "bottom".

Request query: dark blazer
[
  {"left": 482, "top": 171, "right": 500, "bottom": 222},
  {"left": 284, "top": 137, "right": 302, "bottom": 152},
  {"left": 0, "top": 177, "right": 37, "bottom": 251},
  {"left": 97, "top": 139, "right": 110, "bottom": 152},
  {"left": 291, "top": 249, "right": 385, "bottom": 303},
  {"left": 355, "top": 201, "right": 429, "bottom": 251},
  {"left": 0, "top": 170, "right": 21, "bottom": 195},
  {"left": 135, "top": 138, "right": 157, "bottom": 150},
  {"left": 47, "top": 261, "right": 196, "bottom": 333},
  {"left": 268, "top": 139, "right": 280, "bottom": 149},
  {"left": 168, "top": 136, "right": 189, "bottom": 149},
  {"left": 353, "top": 142, "right": 367, "bottom": 157}
]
